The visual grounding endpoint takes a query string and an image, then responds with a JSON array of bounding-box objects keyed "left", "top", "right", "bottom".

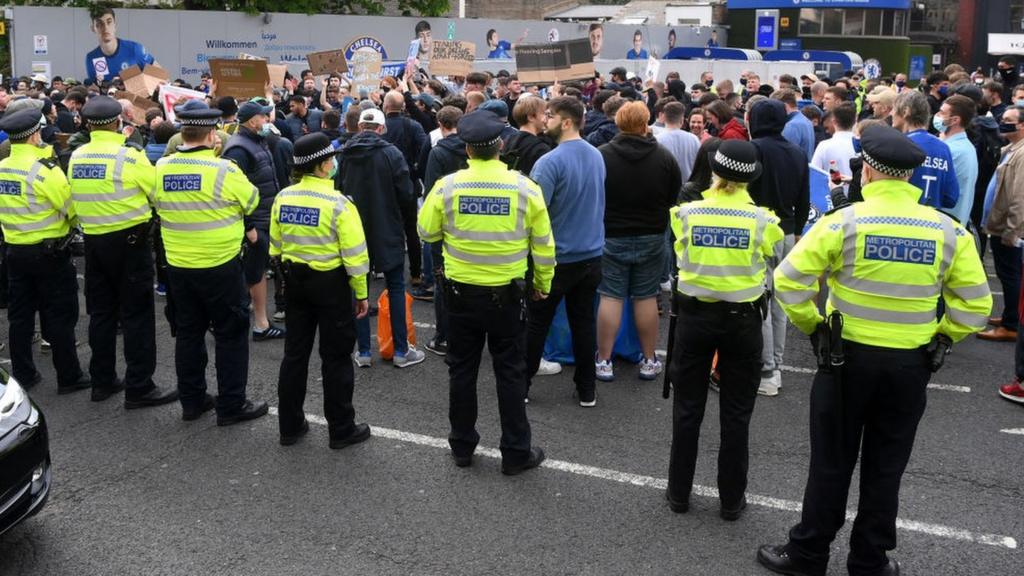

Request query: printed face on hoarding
[
  {"left": 93, "top": 12, "right": 117, "bottom": 49},
  {"left": 589, "top": 25, "right": 603, "bottom": 58}
]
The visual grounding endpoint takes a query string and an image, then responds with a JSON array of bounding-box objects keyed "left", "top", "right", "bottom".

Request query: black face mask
[
  {"left": 999, "top": 68, "right": 1015, "bottom": 79},
  {"left": 802, "top": 87, "right": 812, "bottom": 99},
  {"left": 705, "top": 79, "right": 714, "bottom": 88},
  {"left": 999, "top": 122, "right": 1020, "bottom": 134}
]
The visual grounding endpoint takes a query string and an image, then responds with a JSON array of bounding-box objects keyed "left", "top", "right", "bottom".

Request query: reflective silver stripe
[
  {"left": 111, "top": 148, "right": 129, "bottom": 203},
  {"left": 155, "top": 198, "right": 239, "bottom": 211},
  {"left": 290, "top": 251, "right": 338, "bottom": 262},
  {"left": 776, "top": 288, "right": 817, "bottom": 305},
  {"left": 346, "top": 262, "right": 370, "bottom": 276},
  {"left": 936, "top": 212, "right": 957, "bottom": 282},
  {"left": 270, "top": 239, "right": 281, "bottom": 250},
  {"left": 281, "top": 233, "right": 332, "bottom": 246},
  {"left": 417, "top": 224, "right": 442, "bottom": 242},
  {"left": 678, "top": 279, "right": 765, "bottom": 303},
  {"left": 445, "top": 242, "right": 528, "bottom": 265},
  {"left": 750, "top": 208, "right": 767, "bottom": 267},
  {"left": 340, "top": 242, "right": 366, "bottom": 259},
  {"left": 212, "top": 163, "right": 229, "bottom": 201},
  {"left": 23, "top": 162, "right": 45, "bottom": 207},
  {"left": 160, "top": 214, "right": 241, "bottom": 231},
  {"left": 0, "top": 168, "right": 30, "bottom": 177},
  {"left": 73, "top": 186, "right": 141, "bottom": 202},
  {"left": 451, "top": 228, "right": 526, "bottom": 242},
  {"left": 945, "top": 307, "right": 989, "bottom": 329},
  {"left": 281, "top": 189, "right": 340, "bottom": 204},
  {"left": 0, "top": 205, "right": 36, "bottom": 215},
  {"left": 947, "top": 282, "right": 991, "bottom": 301},
  {"left": 77, "top": 204, "right": 150, "bottom": 226},
  {"left": 829, "top": 293, "right": 936, "bottom": 324},
  {"left": 679, "top": 259, "right": 765, "bottom": 277},
  {"left": 165, "top": 157, "right": 223, "bottom": 169},
  {"left": 532, "top": 254, "right": 556, "bottom": 266},
  {"left": 777, "top": 258, "right": 818, "bottom": 286},
  {"left": 532, "top": 233, "right": 551, "bottom": 245},
  {"left": 839, "top": 206, "right": 858, "bottom": 271},
  {"left": 442, "top": 175, "right": 457, "bottom": 230},
  {"left": 673, "top": 205, "right": 691, "bottom": 268},
  {"left": 73, "top": 152, "right": 136, "bottom": 163},
  {"left": 2, "top": 212, "right": 63, "bottom": 231}
]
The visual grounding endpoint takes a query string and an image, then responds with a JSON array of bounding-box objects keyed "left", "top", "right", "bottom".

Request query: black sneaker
[
  {"left": 182, "top": 394, "right": 215, "bottom": 421},
  {"left": 57, "top": 375, "right": 92, "bottom": 395},
  {"left": 501, "top": 447, "right": 545, "bottom": 476},
  {"left": 125, "top": 385, "right": 180, "bottom": 410},
  {"left": 578, "top": 388, "right": 596, "bottom": 407},
  {"left": 252, "top": 326, "right": 286, "bottom": 341},
  {"left": 410, "top": 285, "right": 434, "bottom": 302},
  {"left": 91, "top": 379, "right": 126, "bottom": 402},
  {"left": 329, "top": 423, "right": 371, "bottom": 449},
  {"left": 216, "top": 400, "right": 269, "bottom": 426},
  {"left": 425, "top": 337, "right": 448, "bottom": 356},
  {"left": 280, "top": 420, "right": 310, "bottom": 446},
  {"left": 720, "top": 496, "right": 747, "bottom": 521}
]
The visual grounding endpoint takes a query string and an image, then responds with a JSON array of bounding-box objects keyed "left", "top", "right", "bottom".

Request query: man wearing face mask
[
  {"left": 925, "top": 72, "right": 949, "bottom": 115},
  {"left": 936, "top": 95, "right": 979, "bottom": 226},
  {"left": 223, "top": 101, "right": 286, "bottom": 342},
  {"left": 67, "top": 95, "right": 178, "bottom": 408},
  {"left": 997, "top": 57, "right": 1019, "bottom": 104},
  {"left": 0, "top": 108, "right": 91, "bottom": 395},
  {"left": 979, "top": 105, "right": 1024, "bottom": 344},
  {"left": 893, "top": 73, "right": 908, "bottom": 94}
]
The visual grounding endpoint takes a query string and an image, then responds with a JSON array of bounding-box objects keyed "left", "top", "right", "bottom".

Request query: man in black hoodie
[
  {"left": 582, "top": 89, "right": 615, "bottom": 139},
  {"left": 503, "top": 95, "right": 553, "bottom": 177},
  {"left": 421, "top": 106, "right": 470, "bottom": 356},
  {"left": 339, "top": 108, "right": 425, "bottom": 368},
  {"left": 747, "top": 99, "right": 809, "bottom": 398}
]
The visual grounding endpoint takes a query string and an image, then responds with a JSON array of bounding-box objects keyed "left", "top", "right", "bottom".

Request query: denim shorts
[{"left": 598, "top": 234, "right": 665, "bottom": 299}]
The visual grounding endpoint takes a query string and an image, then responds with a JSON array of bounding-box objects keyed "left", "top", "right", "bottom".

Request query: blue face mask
[
  {"left": 851, "top": 137, "right": 862, "bottom": 154},
  {"left": 938, "top": 85, "right": 949, "bottom": 97},
  {"left": 328, "top": 157, "right": 338, "bottom": 179},
  {"left": 932, "top": 115, "right": 948, "bottom": 134},
  {"left": 259, "top": 123, "right": 273, "bottom": 137},
  {"left": 1016, "top": 100, "right": 1024, "bottom": 107}
]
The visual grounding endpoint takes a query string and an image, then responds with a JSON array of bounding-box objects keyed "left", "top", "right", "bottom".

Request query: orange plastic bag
[{"left": 376, "top": 289, "right": 417, "bottom": 360}]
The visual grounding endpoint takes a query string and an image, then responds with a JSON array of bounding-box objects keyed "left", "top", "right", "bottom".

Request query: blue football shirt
[{"left": 85, "top": 38, "right": 155, "bottom": 83}]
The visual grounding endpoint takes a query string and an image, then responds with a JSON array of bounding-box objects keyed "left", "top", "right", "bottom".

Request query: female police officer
[
  {"left": 665, "top": 140, "right": 783, "bottom": 519},
  {"left": 270, "top": 133, "right": 372, "bottom": 448}
]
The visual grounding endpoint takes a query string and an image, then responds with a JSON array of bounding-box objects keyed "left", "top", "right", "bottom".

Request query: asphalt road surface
[{"left": 1, "top": 260, "right": 1021, "bottom": 576}]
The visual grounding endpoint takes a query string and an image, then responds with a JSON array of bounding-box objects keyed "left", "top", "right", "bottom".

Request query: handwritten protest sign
[
  {"left": 209, "top": 59, "right": 269, "bottom": 99},
  {"left": 351, "top": 51, "right": 383, "bottom": 95},
  {"left": 158, "top": 84, "right": 207, "bottom": 123},
  {"left": 307, "top": 49, "right": 348, "bottom": 75},
  {"left": 515, "top": 38, "right": 593, "bottom": 84},
  {"left": 429, "top": 40, "right": 475, "bottom": 77}
]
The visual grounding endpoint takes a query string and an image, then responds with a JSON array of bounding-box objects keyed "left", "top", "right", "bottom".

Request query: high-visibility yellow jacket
[
  {"left": 68, "top": 130, "right": 155, "bottom": 235},
  {"left": 269, "top": 175, "right": 370, "bottom": 300},
  {"left": 0, "top": 143, "right": 75, "bottom": 245},
  {"left": 154, "top": 148, "right": 258, "bottom": 269},
  {"left": 417, "top": 158, "right": 556, "bottom": 293},
  {"left": 774, "top": 179, "right": 992, "bottom": 348},
  {"left": 670, "top": 187, "right": 784, "bottom": 302}
]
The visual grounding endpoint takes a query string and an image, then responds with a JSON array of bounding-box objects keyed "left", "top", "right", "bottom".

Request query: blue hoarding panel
[
  {"left": 727, "top": 0, "right": 910, "bottom": 8},
  {"left": 756, "top": 16, "right": 777, "bottom": 50}
]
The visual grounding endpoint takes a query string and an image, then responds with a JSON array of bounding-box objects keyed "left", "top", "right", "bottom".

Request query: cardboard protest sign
[
  {"left": 515, "top": 38, "right": 593, "bottom": 84},
  {"left": 209, "top": 59, "right": 270, "bottom": 99},
  {"left": 306, "top": 49, "right": 348, "bottom": 75},
  {"left": 351, "top": 51, "right": 383, "bottom": 95},
  {"left": 428, "top": 40, "right": 475, "bottom": 77},
  {"left": 114, "top": 90, "right": 159, "bottom": 125},
  {"left": 158, "top": 84, "right": 207, "bottom": 123},
  {"left": 645, "top": 56, "right": 660, "bottom": 84},
  {"left": 120, "top": 64, "right": 169, "bottom": 98},
  {"left": 238, "top": 53, "right": 287, "bottom": 88}
]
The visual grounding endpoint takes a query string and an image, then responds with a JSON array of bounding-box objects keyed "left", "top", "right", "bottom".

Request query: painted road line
[
  {"left": 269, "top": 408, "right": 1018, "bottom": 550},
  {"left": 1001, "top": 428, "right": 1024, "bottom": 436},
  {"left": 413, "top": 321, "right": 435, "bottom": 330}
]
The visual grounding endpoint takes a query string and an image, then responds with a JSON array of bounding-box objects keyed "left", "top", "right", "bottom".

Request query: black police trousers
[
  {"left": 7, "top": 244, "right": 83, "bottom": 388},
  {"left": 276, "top": 265, "right": 358, "bottom": 441},
  {"left": 84, "top": 227, "right": 156, "bottom": 397},
  {"left": 446, "top": 281, "right": 532, "bottom": 465},
  {"left": 166, "top": 258, "right": 249, "bottom": 416},
  {"left": 667, "top": 297, "right": 762, "bottom": 509},
  {"left": 787, "top": 340, "right": 930, "bottom": 575}
]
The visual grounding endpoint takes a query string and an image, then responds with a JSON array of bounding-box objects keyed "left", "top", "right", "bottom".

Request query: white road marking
[
  {"left": 1001, "top": 428, "right": 1024, "bottom": 436},
  {"left": 269, "top": 407, "right": 1018, "bottom": 550},
  {"left": 927, "top": 383, "right": 972, "bottom": 393},
  {"left": 413, "top": 321, "right": 435, "bottom": 330}
]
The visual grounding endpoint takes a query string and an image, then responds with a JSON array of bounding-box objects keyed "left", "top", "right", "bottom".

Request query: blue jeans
[{"left": 356, "top": 266, "right": 408, "bottom": 356}]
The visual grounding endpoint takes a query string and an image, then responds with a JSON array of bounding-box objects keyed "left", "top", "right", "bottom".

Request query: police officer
[
  {"left": 154, "top": 101, "right": 268, "bottom": 425},
  {"left": 0, "top": 109, "right": 89, "bottom": 394},
  {"left": 271, "top": 133, "right": 371, "bottom": 448},
  {"left": 417, "top": 110, "right": 556, "bottom": 475},
  {"left": 758, "top": 126, "right": 992, "bottom": 576},
  {"left": 665, "top": 140, "right": 784, "bottom": 519},
  {"left": 68, "top": 96, "right": 178, "bottom": 408}
]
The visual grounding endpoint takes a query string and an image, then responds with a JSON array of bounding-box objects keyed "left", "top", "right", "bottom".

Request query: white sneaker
[
  {"left": 272, "top": 310, "right": 286, "bottom": 322},
  {"left": 595, "top": 357, "right": 614, "bottom": 382},
  {"left": 352, "top": 352, "right": 372, "bottom": 368},
  {"left": 660, "top": 280, "right": 672, "bottom": 292},
  {"left": 536, "top": 358, "right": 562, "bottom": 376},
  {"left": 394, "top": 347, "right": 426, "bottom": 368},
  {"left": 757, "top": 371, "right": 780, "bottom": 396},
  {"left": 639, "top": 357, "right": 663, "bottom": 381}
]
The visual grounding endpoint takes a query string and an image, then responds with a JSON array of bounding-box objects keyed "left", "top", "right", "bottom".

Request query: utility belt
[
  {"left": 675, "top": 291, "right": 768, "bottom": 319},
  {"left": 87, "top": 220, "right": 153, "bottom": 245},
  {"left": 280, "top": 260, "right": 348, "bottom": 281},
  {"left": 446, "top": 278, "right": 525, "bottom": 307},
  {"left": 8, "top": 232, "right": 76, "bottom": 258}
]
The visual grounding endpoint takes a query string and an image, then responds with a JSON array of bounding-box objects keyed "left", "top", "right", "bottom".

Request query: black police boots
[
  {"left": 182, "top": 393, "right": 215, "bottom": 421},
  {"left": 756, "top": 544, "right": 827, "bottom": 576},
  {"left": 280, "top": 420, "right": 310, "bottom": 446},
  {"left": 329, "top": 423, "right": 371, "bottom": 449},
  {"left": 501, "top": 447, "right": 545, "bottom": 476},
  {"left": 57, "top": 375, "right": 92, "bottom": 395},
  {"left": 721, "top": 496, "right": 747, "bottom": 521},
  {"left": 216, "top": 400, "right": 269, "bottom": 426},
  {"left": 125, "top": 385, "right": 180, "bottom": 410},
  {"left": 91, "top": 378, "right": 125, "bottom": 402}
]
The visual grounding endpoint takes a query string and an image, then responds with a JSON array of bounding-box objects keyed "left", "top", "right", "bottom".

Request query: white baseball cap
[{"left": 359, "top": 108, "right": 386, "bottom": 131}]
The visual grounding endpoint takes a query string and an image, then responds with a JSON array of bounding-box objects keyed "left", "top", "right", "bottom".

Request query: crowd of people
[{"left": 0, "top": 45, "right": 1018, "bottom": 576}]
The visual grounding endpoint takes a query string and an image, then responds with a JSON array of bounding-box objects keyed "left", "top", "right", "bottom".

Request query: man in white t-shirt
[
  {"left": 811, "top": 102, "right": 858, "bottom": 192},
  {"left": 654, "top": 101, "right": 700, "bottom": 183}
]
